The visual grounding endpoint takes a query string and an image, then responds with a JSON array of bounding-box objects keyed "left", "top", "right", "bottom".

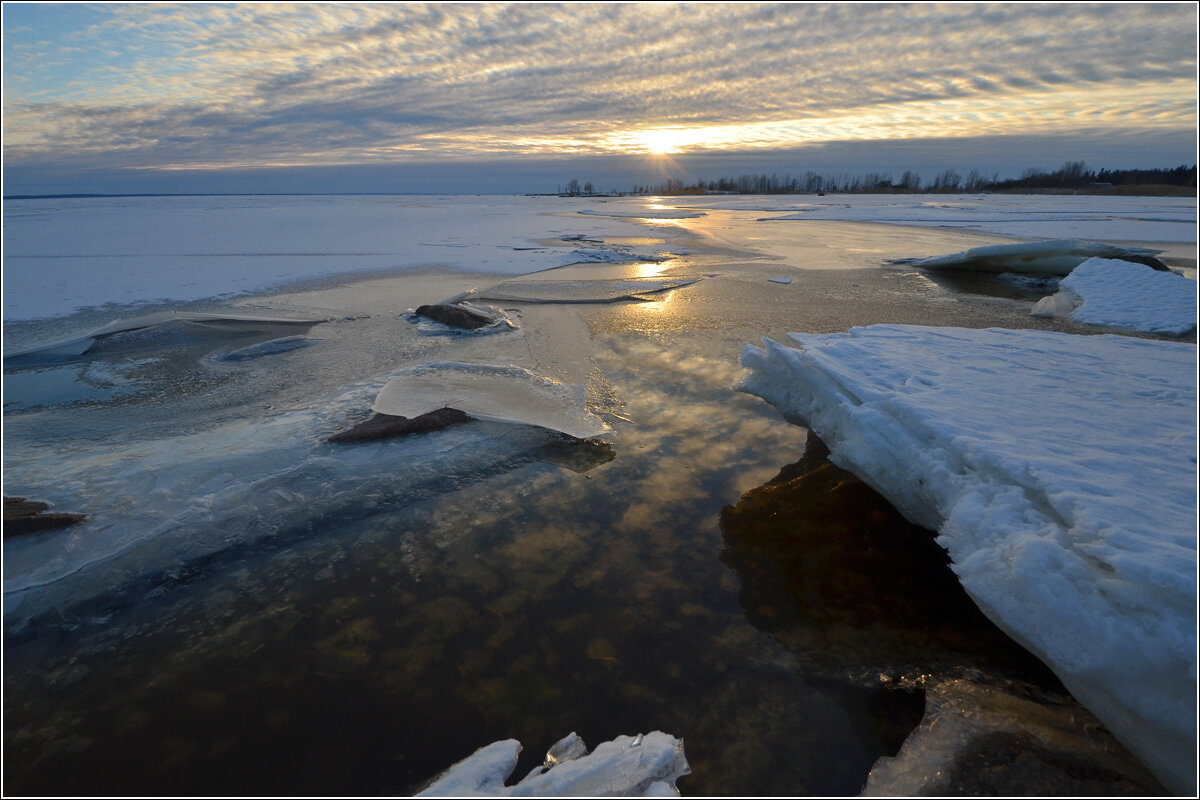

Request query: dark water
[{"left": 4, "top": 219, "right": 1165, "bottom": 796}]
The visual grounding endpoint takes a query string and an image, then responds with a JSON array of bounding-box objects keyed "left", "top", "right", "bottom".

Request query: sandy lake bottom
[{"left": 3, "top": 211, "right": 1187, "bottom": 795}]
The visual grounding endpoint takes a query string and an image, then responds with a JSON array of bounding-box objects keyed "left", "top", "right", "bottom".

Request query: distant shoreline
[{"left": 6, "top": 185, "right": 1197, "bottom": 201}]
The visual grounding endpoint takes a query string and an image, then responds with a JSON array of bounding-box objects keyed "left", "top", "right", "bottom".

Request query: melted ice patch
[
  {"left": 472, "top": 277, "right": 699, "bottom": 304},
  {"left": 373, "top": 363, "right": 608, "bottom": 440}
]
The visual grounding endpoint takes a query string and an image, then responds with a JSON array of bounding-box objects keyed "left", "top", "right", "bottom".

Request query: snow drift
[{"left": 738, "top": 325, "right": 1197, "bottom": 795}]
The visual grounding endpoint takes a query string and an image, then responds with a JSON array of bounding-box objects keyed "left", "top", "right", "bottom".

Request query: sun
[{"left": 636, "top": 128, "right": 692, "bottom": 155}]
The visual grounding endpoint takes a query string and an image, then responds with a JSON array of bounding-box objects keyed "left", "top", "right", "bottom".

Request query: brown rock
[
  {"left": 4, "top": 496, "right": 87, "bottom": 537},
  {"left": 413, "top": 304, "right": 498, "bottom": 330},
  {"left": 327, "top": 408, "right": 472, "bottom": 443}
]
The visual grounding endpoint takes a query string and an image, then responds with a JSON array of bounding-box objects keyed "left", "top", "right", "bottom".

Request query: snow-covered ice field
[{"left": 3, "top": 193, "right": 1195, "bottom": 796}]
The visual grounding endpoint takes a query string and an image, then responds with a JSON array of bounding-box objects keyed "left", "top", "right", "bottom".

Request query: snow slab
[
  {"left": 1031, "top": 257, "right": 1198, "bottom": 335},
  {"left": 738, "top": 325, "right": 1197, "bottom": 795},
  {"left": 416, "top": 731, "right": 690, "bottom": 796},
  {"left": 373, "top": 362, "right": 609, "bottom": 440},
  {"left": 889, "top": 239, "right": 1166, "bottom": 276}
]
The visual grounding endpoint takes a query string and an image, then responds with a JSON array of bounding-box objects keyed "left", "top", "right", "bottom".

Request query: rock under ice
[
  {"left": 738, "top": 324, "right": 1197, "bottom": 795},
  {"left": 416, "top": 731, "right": 690, "bottom": 796},
  {"left": 373, "top": 362, "right": 609, "bottom": 440},
  {"left": 889, "top": 238, "right": 1168, "bottom": 276},
  {"left": 1030, "top": 257, "right": 1197, "bottom": 335}
]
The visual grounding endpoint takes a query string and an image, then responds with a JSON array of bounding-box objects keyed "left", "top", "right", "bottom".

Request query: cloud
[{"left": 2, "top": 2, "right": 1196, "bottom": 172}]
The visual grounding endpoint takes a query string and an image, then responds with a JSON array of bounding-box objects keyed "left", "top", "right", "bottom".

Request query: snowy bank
[
  {"left": 738, "top": 325, "right": 1197, "bottom": 794},
  {"left": 416, "top": 731, "right": 689, "bottom": 796},
  {"left": 888, "top": 239, "right": 1168, "bottom": 276},
  {"left": 1031, "top": 257, "right": 1197, "bottom": 335}
]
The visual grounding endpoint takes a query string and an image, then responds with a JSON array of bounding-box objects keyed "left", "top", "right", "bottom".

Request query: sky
[{"left": 2, "top": 2, "right": 1197, "bottom": 195}]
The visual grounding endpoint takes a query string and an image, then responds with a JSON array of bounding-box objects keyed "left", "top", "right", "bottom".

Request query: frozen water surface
[{"left": 3, "top": 194, "right": 1189, "bottom": 796}]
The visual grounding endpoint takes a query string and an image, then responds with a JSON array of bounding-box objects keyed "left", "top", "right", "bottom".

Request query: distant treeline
[{"left": 561, "top": 162, "right": 1197, "bottom": 196}]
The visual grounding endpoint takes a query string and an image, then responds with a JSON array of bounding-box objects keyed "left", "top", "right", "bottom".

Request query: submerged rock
[
  {"left": 414, "top": 303, "right": 502, "bottom": 330},
  {"left": 719, "top": 433, "right": 1058, "bottom": 684},
  {"left": 327, "top": 409, "right": 472, "bottom": 443},
  {"left": 4, "top": 497, "right": 87, "bottom": 537},
  {"left": 862, "top": 679, "right": 1165, "bottom": 796}
]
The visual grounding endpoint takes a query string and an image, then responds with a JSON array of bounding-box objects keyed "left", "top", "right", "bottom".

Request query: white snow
[
  {"left": 889, "top": 239, "right": 1167, "bottom": 276},
  {"left": 738, "top": 325, "right": 1197, "bottom": 795},
  {"left": 1030, "top": 258, "right": 1197, "bottom": 335},
  {"left": 705, "top": 194, "right": 1197, "bottom": 244},
  {"left": 416, "top": 731, "right": 690, "bottom": 796},
  {"left": 372, "top": 362, "right": 609, "bottom": 440}
]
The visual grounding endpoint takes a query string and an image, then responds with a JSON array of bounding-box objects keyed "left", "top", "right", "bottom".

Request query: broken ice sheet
[
  {"left": 372, "top": 363, "right": 609, "bottom": 440},
  {"left": 1030, "top": 257, "right": 1197, "bottom": 335},
  {"left": 5, "top": 311, "right": 329, "bottom": 365},
  {"left": 416, "top": 731, "right": 689, "bottom": 796}
]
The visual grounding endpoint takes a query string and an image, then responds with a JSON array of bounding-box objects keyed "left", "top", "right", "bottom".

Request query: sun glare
[{"left": 636, "top": 128, "right": 693, "bottom": 155}]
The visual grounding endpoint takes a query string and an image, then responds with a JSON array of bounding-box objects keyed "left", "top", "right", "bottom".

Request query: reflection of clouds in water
[{"left": 3, "top": 326, "right": 824, "bottom": 797}]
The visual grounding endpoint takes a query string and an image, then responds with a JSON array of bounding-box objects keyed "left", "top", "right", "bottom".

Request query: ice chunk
[
  {"left": 738, "top": 325, "right": 1197, "bottom": 795},
  {"left": 544, "top": 732, "right": 588, "bottom": 766},
  {"left": 1030, "top": 257, "right": 1197, "bottom": 335},
  {"left": 891, "top": 239, "right": 1168, "bottom": 276},
  {"left": 373, "top": 363, "right": 608, "bottom": 440},
  {"left": 5, "top": 311, "right": 328, "bottom": 363},
  {"left": 767, "top": 276, "right": 792, "bottom": 285},
  {"left": 416, "top": 731, "right": 689, "bottom": 796}
]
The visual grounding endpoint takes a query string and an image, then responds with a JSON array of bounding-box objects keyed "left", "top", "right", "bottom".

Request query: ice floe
[
  {"left": 416, "top": 731, "right": 690, "bottom": 796},
  {"left": 738, "top": 325, "right": 1197, "bottom": 794},
  {"left": 5, "top": 311, "right": 328, "bottom": 363},
  {"left": 373, "top": 363, "right": 609, "bottom": 440},
  {"left": 887, "top": 239, "right": 1169, "bottom": 276},
  {"left": 1030, "top": 257, "right": 1197, "bottom": 335}
]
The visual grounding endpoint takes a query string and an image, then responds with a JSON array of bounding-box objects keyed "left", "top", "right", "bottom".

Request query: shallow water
[{"left": 2, "top": 203, "right": 1173, "bottom": 795}]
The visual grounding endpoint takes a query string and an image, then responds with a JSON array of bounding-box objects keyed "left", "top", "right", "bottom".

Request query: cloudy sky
[{"left": 3, "top": 2, "right": 1197, "bottom": 194}]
